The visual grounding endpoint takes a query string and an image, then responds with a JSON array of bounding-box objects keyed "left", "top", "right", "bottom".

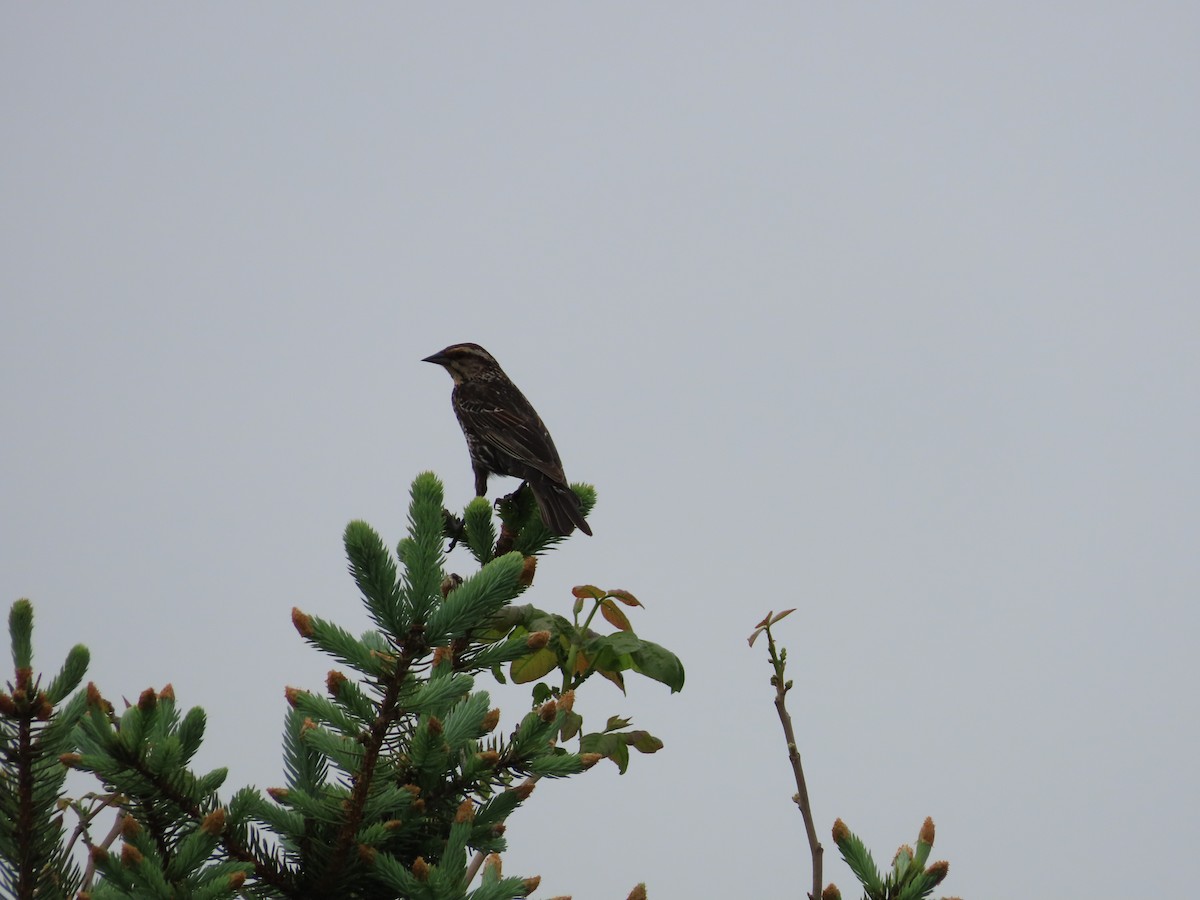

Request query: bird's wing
[{"left": 456, "top": 385, "right": 568, "bottom": 483}]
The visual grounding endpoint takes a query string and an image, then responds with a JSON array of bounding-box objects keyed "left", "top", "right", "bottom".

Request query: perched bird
[{"left": 423, "top": 343, "right": 592, "bottom": 536}]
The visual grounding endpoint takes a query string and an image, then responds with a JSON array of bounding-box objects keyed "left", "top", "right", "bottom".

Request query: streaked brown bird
[{"left": 423, "top": 342, "right": 592, "bottom": 536}]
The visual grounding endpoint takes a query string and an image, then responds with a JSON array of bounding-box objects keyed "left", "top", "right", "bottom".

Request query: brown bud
[
  {"left": 326, "top": 671, "right": 347, "bottom": 696},
  {"left": 919, "top": 816, "right": 935, "bottom": 845},
  {"left": 441, "top": 573, "right": 464, "bottom": 598},
  {"left": 200, "top": 808, "right": 226, "bottom": 837},
  {"left": 120, "top": 844, "right": 143, "bottom": 867},
  {"left": 433, "top": 646, "right": 453, "bottom": 668},
  {"left": 119, "top": 815, "right": 141, "bottom": 838},
  {"left": 159, "top": 684, "right": 175, "bottom": 702},
  {"left": 137, "top": 689, "right": 157, "bottom": 712},
  {"left": 427, "top": 716, "right": 443, "bottom": 736},
  {"left": 89, "top": 846, "right": 108, "bottom": 865},
  {"left": 228, "top": 872, "right": 246, "bottom": 889},
  {"left": 892, "top": 844, "right": 913, "bottom": 865},
  {"left": 412, "top": 798, "right": 426, "bottom": 813},
  {"left": 484, "top": 853, "right": 502, "bottom": 878},
  {"left": 59, "top": 753, "right": 81, "bottom": 768},
  {"left": 626, "top": 884, "right": 647, "bottom": 900},
  {"left": 477, "top": 750, "right": 500, "bottom": 767},
  {"left": 358, "top": 844, "right": 377, "bottom": 864},
  {"left": 926, "top": 861, "right": 949, "bottom": 885},
  {"left": 384, "top": 819, "right": 403, "bottom": 831},
  {"left": 284, "top": 686, "right": 304, "bottom": 708},
  {"left": 821, "top": 884, "right": 842, "bottom": 900},
  {"left": 519, "top": 556, "right": 537, "bottom": 586},
  {"left": 481, "top": 708, "right": 501, "bottom": 733},
  {"left": 523, "top": 875, "right": 542, "bottom": 894},
  {"left": 291, "top": 607, "right": 313, "bottom": 637},
  {"left": 538, "top": 699, "right": 558, "bottom": 722},
  {"left": 832, "top": 818, "right": 850, "bottom": 843},
  {"left": 454, "top": 800, "right": 475, "bottom": 823},
  {"left": 267, "top": 787, "right": 289, "bottom": 802},
  {"left": 579, "top": 753, "right": 603, "bottom": 770},
  {"left": 525, "top": 630, "right": 551, "bottom": 650},
  {"left": 412, "top": 857, "right": 430, "bottom": 881},
  {"left": 15, "top": 667, "right": 33, "bottom": 692},
  {"left": 0, "top": 693, "right": 14, "bottom": 715},
  {"left": 513, "top": 782, "right": 536, "bottom": 802},
  {"left": 558, "top": 690, "right": 575, "bottom": 714},
  {"left": 35, "top": 695, "right": 54, "bottom": 720},
  {"left": 402, "top": 784, "right": 421, "bottom": 798}
]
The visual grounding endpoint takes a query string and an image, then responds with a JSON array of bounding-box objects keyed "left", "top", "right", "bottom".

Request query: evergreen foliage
[{"left": 1, "top": 473, "right": 683, "bottom": 898}]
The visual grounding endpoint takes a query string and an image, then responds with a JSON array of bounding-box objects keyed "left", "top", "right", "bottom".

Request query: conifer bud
[
  {"left": 120, "top": 815, "right": 141, "bottom": 838},
  {"left": 522, "top": 875, "right": 542, "bottom": 894},
  {"left": 519, "top": 556, "right": 537, "bottom": 586},
  {"left": 59, "top": 753, "right": 81, "bottom": 768},
  {"left": 441, "top": 573, "right": 464, "bottom": 597},
  {"left": 525, "top": 630, "right": 551, "bottom": 650},
  {"left": 513, "top": 782, "right": 536, "bottom": 801},
  {"left": 201, "top": 808, "right": 226, "bottom": 837},
  {"left": 832, "top": 819, "right": 850, "bottom": 843},
  {"left": 358, "top": 844, "right": 377, "bottom": 864},
  {"left": 427, "top": 716, "right": 443, "bottom": 735},
  {"left": 821, "top": 885, "right": 842, "bottom": 900},
  {"left": 228, "top": 872, "right": 246, "bottom": 889},
  {"left": 291, "top": 607, "right": 314, "bottom": 637},
  {"left": 120, "top": 844, "right": 143, "bottom": 866},
  {"left": 137, "top": 688, "right": 157, "bottom": 712},
  {"left": 926, "top": 861, "right": 949, "bottom": 885},
  {"left": 160, "top": 684, "right": 175, "bottom": 701},
  {"left": 267, "top": 788, "right": 288, "bottom": 802},
  {"left": 484, "top": 853, "right": 502, "bottom": 878},
  {"left": 625, "top": 884, "right": 647, "bottom": 900},
  {"left": 433, "top": 645, "right": 453, "bottom": 668},
  {"left": 455, "top": 800, "right": 475, "bottom": 823},
  {"left": 919, "top": 816, "right": 935, "bottom": 845},
  {"left": 0, "top": 694, "right": 13, "bottom": 715},
  {"left": 538, "top": 699, "right": 558, "bottom": 722},
  {"left": 477, "top": 750, "right": 500, "bottom": 767},
  {"left": 481, "top": 708, "right": 501, "bottom": 732},
  {"left": 284, "top": 686, "right": 305, "bottom": 708},
  {"left": 412, "top": 857, "right": 430, "bottom": 881},
  {"left": 558, "top": 690, "right": 575, "bottom": 713},
  {"left": 326, "top": 671, "right": 347, "bottom": 696}
]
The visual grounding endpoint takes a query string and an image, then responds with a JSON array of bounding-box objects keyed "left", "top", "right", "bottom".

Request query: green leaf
[
  {"left": 629, "top": 730, "right": 664, "bottom": 754},
  {"left": 510, "top": 648, "right": 557, "bottom": 684},
  {"left": 630, "top": 639, "right": 686, "bottom": 692}
]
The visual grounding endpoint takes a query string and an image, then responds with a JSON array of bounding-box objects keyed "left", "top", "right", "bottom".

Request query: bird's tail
[{"left": 530, "top": 479, "right": 592, "bottom": 536}]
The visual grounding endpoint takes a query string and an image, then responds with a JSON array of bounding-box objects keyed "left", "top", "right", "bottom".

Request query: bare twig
[{"left": 751, "top": 611, "right": 823, "bottom": 900}]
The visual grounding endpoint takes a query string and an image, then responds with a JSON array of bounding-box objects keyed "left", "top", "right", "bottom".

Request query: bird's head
[{"left": 422, "top": 342, "right": 501, "bottom": 384}]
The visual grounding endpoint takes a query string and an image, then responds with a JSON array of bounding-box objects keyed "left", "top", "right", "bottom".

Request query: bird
[{"left": 423, "top": 342, "right": 592, "bottom": 537}]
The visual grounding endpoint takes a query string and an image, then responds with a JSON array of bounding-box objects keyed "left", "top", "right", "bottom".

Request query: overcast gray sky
[{"left": 4, "top": 5, "right": 1198, "bottom": 897}]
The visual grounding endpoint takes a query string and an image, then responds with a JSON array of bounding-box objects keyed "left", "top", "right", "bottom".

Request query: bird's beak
[{"left": 422, "top": 352, "right": 448, "bottom": 366}]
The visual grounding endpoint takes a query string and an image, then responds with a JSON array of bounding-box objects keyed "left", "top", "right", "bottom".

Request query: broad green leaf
[{"left": 510, "top": 648, "right": 557, "bottom": 684}]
